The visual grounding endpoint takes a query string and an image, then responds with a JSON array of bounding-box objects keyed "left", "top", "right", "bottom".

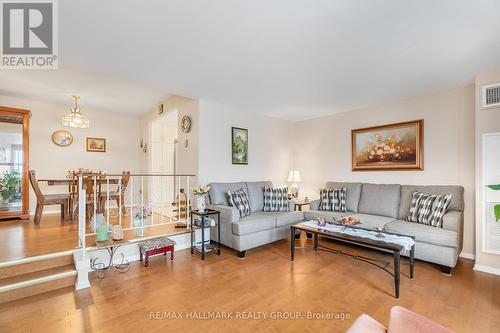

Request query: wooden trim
[
  {"left": 86, "top": 137, "right": 106, "bottom": 152},
  {"left": 351, "top": 119, "right": 424, "bottom": 171},
  {"left": 0, "top": 107, "right": 30, "bottom": 220}
]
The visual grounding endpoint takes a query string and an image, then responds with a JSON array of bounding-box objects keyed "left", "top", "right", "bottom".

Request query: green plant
[{"left": 0, "top": 170, "right": 21, "bottom": 201}]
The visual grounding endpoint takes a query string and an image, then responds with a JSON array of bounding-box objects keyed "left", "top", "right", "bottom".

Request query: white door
[{"left": 149, "top": 110, "right": 178, "bottom": 218}]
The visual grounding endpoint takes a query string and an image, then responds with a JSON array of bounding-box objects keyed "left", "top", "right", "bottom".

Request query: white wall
[
  {"left": 0, "top": 95, "right": 141, "bottom": 214},
  {"left": 198, "top": 100, "right": 294, "bottom": 187},
  {"left": 294, "top": 85, "right": 476, "bottom": 255}
]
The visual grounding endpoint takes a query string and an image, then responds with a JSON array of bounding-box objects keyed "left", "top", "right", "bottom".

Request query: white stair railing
[{"left": 74, "top": 173, "right": 195, "bottom": 290}]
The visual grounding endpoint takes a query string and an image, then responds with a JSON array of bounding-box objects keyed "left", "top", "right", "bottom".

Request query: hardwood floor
[
  {"left": 0, "top": 212, "right": 188, "bottom": 262},
  {"left": 1, "top": 235, "right": 499, "bottom": 333}
]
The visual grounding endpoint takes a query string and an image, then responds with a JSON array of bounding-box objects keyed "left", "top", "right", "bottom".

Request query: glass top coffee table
[{"left": 290, "top": 220, "right": 416, "bottom": 299}]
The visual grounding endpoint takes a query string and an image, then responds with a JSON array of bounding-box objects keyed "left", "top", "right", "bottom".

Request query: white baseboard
[
  {"left": 473, "top": 264, "right": 500, "bottom": 276},
  {"left": 459, "top": 252, "right": 476, "bottom": 260}
]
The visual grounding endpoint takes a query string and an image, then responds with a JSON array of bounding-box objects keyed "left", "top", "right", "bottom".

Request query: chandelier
[{"left": 62, "top": 95, "right": 90, "bottom": 128}]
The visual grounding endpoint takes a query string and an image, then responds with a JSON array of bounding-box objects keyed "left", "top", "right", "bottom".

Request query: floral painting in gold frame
[{"left": 352, "top": 120, "right": 423, "bottom": 171}]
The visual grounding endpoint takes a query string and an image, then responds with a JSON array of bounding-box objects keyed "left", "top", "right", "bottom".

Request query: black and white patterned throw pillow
[
  {"left": 227, "top": 188, "right": 251, "bottom": 218},
  {"left": 406, "top": 191, "right": 452, "bottom": 228},
  {"left": 318, "top": 188, "right": 346, "bottom": 212},
  {"left": 263, "top": 187, "right": 290, "bottom": 212}
]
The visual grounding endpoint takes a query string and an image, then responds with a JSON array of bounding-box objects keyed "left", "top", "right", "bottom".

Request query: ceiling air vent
[{"left": 482, "top": 84, "right": 500, "bottom": 108}]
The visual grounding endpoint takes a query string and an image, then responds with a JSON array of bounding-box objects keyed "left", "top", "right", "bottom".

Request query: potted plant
[
  {"left": 192, "top": 185, "right": 210, "bottom": 213},
  {"left": 0, "top": 170, "right": 21, "bottom": 204}
]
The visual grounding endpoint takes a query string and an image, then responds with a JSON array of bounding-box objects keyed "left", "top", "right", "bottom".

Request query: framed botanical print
[
  {"left": 352, "top": 120, "right": 423, "bottom": 171},
  {"left": 86, "top": 137, "right": 106, "bottom": 152},
  {"left": 232, "top": 127, "right": 248, "bottom": 165}
]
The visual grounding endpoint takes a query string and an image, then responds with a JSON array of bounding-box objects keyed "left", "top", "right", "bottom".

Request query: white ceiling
[
  {"left": 4, "top": 0, "right": 500, "bottom": 121},
  {"left": 0, "top": 69, "right": 168, "bottom": 116}
]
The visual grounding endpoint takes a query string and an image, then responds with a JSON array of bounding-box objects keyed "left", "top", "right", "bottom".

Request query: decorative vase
[
  {"left": 133, "top": 217, "right": 145, "bottom": 237},
  {"left": 197, "top": 195, "right": 206, "bottom": 213},
  {"left": 112, "top": 225, "right": 124, "bottom": 241},
  {"left": 95, "top": 214, "right": 109, "bottom": 242}
]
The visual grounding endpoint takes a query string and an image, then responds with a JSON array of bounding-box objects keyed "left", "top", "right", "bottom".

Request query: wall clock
[
  {"left": 181, "top": 115, "right": 192, "bottom": 133},
  {"left": 52, "top": 130, "right": 73, "bottom": 147}
]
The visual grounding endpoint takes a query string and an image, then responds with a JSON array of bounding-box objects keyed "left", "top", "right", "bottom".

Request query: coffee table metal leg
[
  {"left": 313, "top": 233, "right": 318, "bottom": 251},
  {"left": 394, "top": 250, "right": 401, "bottom": 299},
  {"left": 409, "top": 245, "right": 415, "bottom": 279},
  {"left": 290, "top": 226, "right": 295, "bottom": 261}
]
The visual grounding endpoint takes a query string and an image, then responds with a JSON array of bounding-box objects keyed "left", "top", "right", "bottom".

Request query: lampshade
[
  {"left": 62, "top": 96, "right": 90, "bottom": 129},
  {"left": 287, "top": 170, "right": 302, "bottom": 183}
]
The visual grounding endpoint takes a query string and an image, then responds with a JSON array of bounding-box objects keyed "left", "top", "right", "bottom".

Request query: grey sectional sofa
[
  {"left": 306, "top": 182, "right": 464, "bottom": 273},
  {"left": 206, "top": 180, "right": 464, "bottom": 274},
  {"left": 206, "top": 181, "right": 304, "bottom": 258}
]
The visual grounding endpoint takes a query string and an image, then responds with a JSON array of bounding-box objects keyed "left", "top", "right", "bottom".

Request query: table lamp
[{"left": 287, "top": 170, "right": 302, "bottom": 199}]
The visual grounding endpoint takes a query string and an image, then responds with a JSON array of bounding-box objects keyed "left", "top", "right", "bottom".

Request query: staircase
[{"left": 0, "top": 250, "right": 77, "bottom": 304}]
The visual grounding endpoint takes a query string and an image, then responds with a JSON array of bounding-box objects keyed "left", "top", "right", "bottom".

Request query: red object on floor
[
  {"left": 139, "top": 238, "right": 175, "bottom": 267},
  {"left": 346, "top": 306, "right": 454, "bottom": 333}
]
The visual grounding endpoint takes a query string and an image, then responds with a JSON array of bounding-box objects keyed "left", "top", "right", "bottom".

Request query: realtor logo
[{"left": 1, "top": 0, "right": 58, "bottom": 69}]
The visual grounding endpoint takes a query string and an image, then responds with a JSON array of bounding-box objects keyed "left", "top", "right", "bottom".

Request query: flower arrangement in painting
[
  {"left": 359, "top": 133, "right": 415, "bottom": 163},
  {"left": 192, "top": 185, "right": 210, "bottom": 197}
]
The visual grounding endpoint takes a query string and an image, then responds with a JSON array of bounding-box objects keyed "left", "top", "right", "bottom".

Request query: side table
[
  {"left": 294, "top": 202, "right": 310, "bottom": 211},
  {"left": 190, "top": 209, "right": 221, "bottom": 260}
]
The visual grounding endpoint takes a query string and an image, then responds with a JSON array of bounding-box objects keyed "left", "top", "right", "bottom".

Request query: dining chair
[
  {"left": 29, "top": 170, "right": 70, "bottom": 224},
  {"left": 69, "top": 171, "right": 104, "bottom": 222},
  {"left": 100, "top": 171, "right": 130, "bottom": 217}
]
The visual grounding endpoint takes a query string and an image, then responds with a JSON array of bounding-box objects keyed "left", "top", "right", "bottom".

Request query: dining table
[{"left": 38, "top": 178, "right": 120, "bottom": 186}]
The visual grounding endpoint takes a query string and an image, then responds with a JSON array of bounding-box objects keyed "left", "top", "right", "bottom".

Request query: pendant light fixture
[{"left": 62, "top": 95, "right": 90, "bottom": 129}]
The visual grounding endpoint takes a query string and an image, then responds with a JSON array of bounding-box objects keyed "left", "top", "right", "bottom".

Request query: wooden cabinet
[{"left": 0, "top": 107, "right": 30, "bottom": 220}]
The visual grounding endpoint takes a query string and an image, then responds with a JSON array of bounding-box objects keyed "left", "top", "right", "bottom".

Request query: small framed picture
[
  {"left": 52, "top": 130, "right": 73, "bottom": 147},
  {"left": 86, "top": 137, "right": 106, "bottom": 152},
  {"left": 232, "top": 127, "right": 248, "bottom": 165}
]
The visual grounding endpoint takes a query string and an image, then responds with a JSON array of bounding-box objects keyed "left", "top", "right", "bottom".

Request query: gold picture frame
[
  {"left": 352, "top": 120, "right": 424, "bottom": 171},
  {"left": 51, "top": 130, "right": 73, "bottom": 147},
  {"left": 86, "top": 137, "right": 106, "bottom": 152}
]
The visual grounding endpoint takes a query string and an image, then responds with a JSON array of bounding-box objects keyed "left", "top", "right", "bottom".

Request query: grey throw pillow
[
  {"left": 406, "top": 191, "right": 452, "bottom": 228},
  {"left": 227, "top": 188, "right": 251, "bottom": 218}
]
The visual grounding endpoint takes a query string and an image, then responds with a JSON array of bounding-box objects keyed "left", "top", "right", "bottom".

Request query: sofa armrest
[
  {"left": 206, "top": 204, "right": 240, "bottom": 224},
  {"left": 310, "top": 199, "right": 320, "bottom": 211},
  {"left": 442, "top": 210, "right": 463, "bottom": 233}
]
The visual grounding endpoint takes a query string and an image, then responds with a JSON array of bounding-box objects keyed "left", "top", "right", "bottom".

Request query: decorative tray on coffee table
[{"left": 333, "top": 216, "right": 360, "bottom": 227}]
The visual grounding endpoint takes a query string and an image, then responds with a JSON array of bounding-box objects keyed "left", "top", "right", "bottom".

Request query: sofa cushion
[
  {"left": 405, "top": 191, "right": 453, "bottom": 228},
  {"left": 246, "top": 181, "right": 273, "bottom": 212},
  {"left": 231, "top": 212, "right": 276, "bottom": 235},
  {"left": 263, "top": 211, "right": 304, "bottom": 227},
  {"left": 209, "top": 182, "right": 248, "bottom": 206},
  {"left": 319, "top": 188, "right": 347, "bottom": 212},
  {"left": 385, "top": 220, "right": 459, "bottom": 247},
  {"left": 325, "top": 182, "right": 363, "bottom": 213},
  {"left": 399, "top": 185, "right": 464, "bottom": 219},
  {"left": 346, "top": 314, "right": 386, "bottom": 333},
  {"left": 304, "top": 210, "right": 348, "bottom": 222},
  {"left": 358, "top": 183, "right": 401, "bottom": 218},
  {"left": 388, "top": 306, "right": 454, "bottom": 333},
  {"left": 356, "top": 214, "right": 396, "bottom": 230},
  {"left": 263, "top": 186, "right": 290, "bottom": 212},
  {"left": 228, "top": 188, "right": 251, "bottom": 218}
]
